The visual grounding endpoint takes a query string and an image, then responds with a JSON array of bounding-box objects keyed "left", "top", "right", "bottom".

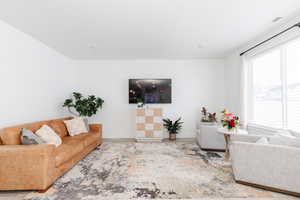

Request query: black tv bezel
[{"left": 128, "top": 78, "right": 172, "bottom": 104}]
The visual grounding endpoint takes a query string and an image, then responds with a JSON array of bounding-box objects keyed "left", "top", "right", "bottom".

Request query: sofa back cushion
[
  {"left": 49, "top": 120, "right": 69, "bottom": 138},
  {"left": 0, "top": 117, "right": 72, "bottom": 145},
  {"left": 269, "top": 135, "right": 300, "bottom": 148}
]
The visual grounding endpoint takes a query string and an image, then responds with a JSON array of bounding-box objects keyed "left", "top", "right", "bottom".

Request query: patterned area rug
[{"left": 24, "top": 142, "right": 296, "bottom": 200}]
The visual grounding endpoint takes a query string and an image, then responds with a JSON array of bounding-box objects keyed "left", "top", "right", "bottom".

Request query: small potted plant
[
  {"left": 63, "top": 92, "right": 104, "bottom": 119},
  {"left": 136, "top": 97, "right": 145, "bottom": 108},
  {"left": 200, "top": 107, "right": 217, "bottom": 125},
  {"left": 221, "top": 109, "right": 239, "bottom": 131},
  {"left": 163, "top": 117, "right": 184, "bottom": 141}
]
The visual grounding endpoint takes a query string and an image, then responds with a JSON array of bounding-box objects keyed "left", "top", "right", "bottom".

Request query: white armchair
[
  {"left": 230, "top": 135, "right": 300, "bottom": 196},
  {"left": 196, "top": 124, "right": 225, "bottom": 151}
]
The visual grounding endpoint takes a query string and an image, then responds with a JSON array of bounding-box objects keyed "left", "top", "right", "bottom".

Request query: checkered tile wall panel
[{"left": 136, "top": 108, "right": 163, "bottom": 138}]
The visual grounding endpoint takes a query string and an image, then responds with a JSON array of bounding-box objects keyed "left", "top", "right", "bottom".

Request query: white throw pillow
[
  {"left": 256, "top": 137, "right": 269, "bottom": 145},
  {"left": 64, "top": 118, "right": 88, "bottom": 136},
  {"left": 269, "top": 135, "right": 300, "bottom": 148},
  {"left": 276, "top": 129, "right": 294, "bottom": 138},
  {"left": 290, "top": 130, "right": 300, "bottom": 138},
  {"left": 35, "top": 125, "right": 62, "bottom": 147}
]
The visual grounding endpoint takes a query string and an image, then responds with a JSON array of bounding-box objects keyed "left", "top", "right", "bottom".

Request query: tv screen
[{"left": 129, "top": 79, "right": 172, "bottom": 104}]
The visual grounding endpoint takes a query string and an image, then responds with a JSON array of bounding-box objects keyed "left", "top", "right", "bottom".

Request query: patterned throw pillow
[
  {"left": 64, "top": 118, "right": 89, "bottom": 136},
  {"left": 21, "top": 128, "right": 45, "bottom": 145},
  {"left": 35, "top": 125, "right": 62, "bottom": 147}
]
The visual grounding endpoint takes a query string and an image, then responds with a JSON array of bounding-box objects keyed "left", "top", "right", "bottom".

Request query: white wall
[
  {"left": 224, "top": 53, "right": 242, "bottom": 115},
  {"left": 0, "top": 19, "right": 226, "bottom": 139},
  {"left": 0, "top": 20, "right": 77, "bottom": 127},
  {"left": 75, "top": 60, "right": 225, "bottom": 138}
]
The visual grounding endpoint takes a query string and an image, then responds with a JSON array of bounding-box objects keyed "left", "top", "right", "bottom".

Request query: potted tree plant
[
  {"left": 163, "top": 117, "right": 184, "bottom": 141},
  {"left": 63, "top": 92, "right": 104, "bottom": 119}
]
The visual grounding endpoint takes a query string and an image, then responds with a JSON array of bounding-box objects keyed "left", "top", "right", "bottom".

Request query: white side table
[{"left": 217, "top": 128, "right": 248, "bottom": 160}]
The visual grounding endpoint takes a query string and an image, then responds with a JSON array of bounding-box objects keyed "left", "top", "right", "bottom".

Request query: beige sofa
[
  {"left": 0, "top": 117, "right": 102, "bottom": 192},
  {"left": 230, "top": 134, "right": 300, "bottom": 197}
]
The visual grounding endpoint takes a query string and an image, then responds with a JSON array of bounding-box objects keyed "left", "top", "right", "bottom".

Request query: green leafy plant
[
  {"left": 63, "top": 92, "right": 104, "bottom": 117},
  {"left": 162, "top": 117, "right": 184, "bottom": 134},
  {"left": 136, "top": 97, "right": 145, "bottom": 108}
]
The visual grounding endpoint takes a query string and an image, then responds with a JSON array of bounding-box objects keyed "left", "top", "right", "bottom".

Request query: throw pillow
[
  {"left": 35, "top": 125, "right": 62, "bottom": 147},
  {"left": 276, "top": 129, "right": 294, "bottom": 138},
  {"left": 269, "top": 135, "right": 300, "bottom": 148},
  {"left": 64, "top": 118, "right": 89, "bottom": 136},
  {"left": 83, "top": 118, "right": 90, "bottom": 132},
  {"left": 290, "top": 130, "right": 300, "bottom": 138},
  {"left": 256, "top": 137, "right": 269, "bottom": 145},
  {"left": 21, "top": 128, "right": 45, "bottom": 145}
]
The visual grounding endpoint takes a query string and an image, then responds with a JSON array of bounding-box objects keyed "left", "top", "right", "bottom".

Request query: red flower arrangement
[{"left": 221, "top": 109, "right": 239, "bottom": 130}]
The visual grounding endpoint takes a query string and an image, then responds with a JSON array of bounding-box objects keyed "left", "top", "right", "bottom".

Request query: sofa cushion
[
  {"left": 71, "top": 132, "right": 100, "bottom": 147},
  {"left": 49, "top": 120, "right": 68, "bottom": 138},
  {"left": 55, "top": 137, "right": 85, "bottom": 167}
]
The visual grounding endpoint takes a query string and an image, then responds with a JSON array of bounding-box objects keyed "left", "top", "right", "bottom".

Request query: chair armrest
[
  {"left": 89, "top": 124, "right": 102, "bottom": 133},
  {"left": 0, "top": 144, "right": 56, "bottom": 190}
]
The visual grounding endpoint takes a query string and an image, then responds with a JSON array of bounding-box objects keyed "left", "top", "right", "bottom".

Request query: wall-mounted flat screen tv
[{"left": 129, "top": 79, "right": 172, "bottom": 104}]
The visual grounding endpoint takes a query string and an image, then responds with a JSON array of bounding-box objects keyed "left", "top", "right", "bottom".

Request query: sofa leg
[
  {"left": 236, "top": 180, "right": 300, "bottom": 197},
  {"left": 38, "top": 184, "right": 52, "bottom": 193}
]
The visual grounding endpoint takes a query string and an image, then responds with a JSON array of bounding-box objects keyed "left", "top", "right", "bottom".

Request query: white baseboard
[{"left": 103, "top": 137, "right": 196, "bottom": 143}]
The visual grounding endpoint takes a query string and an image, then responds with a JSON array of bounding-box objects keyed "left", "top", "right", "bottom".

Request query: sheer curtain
[{"left": 239, "top": 56, "right": 249, "bottom": 128}]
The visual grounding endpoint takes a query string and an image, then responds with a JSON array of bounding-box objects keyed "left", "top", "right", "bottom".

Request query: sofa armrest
[
  {"left": 0, "top": 144, "right": 56, "bottom": 190},
  {"left": 89, "top": 124, "right": 102, "bottom": 133},
  {"left": 230, "top": 134, "right": 265, "bottom": 143},
  {"left": 230, "top": 141, "right": 300, "bottom": 193}
]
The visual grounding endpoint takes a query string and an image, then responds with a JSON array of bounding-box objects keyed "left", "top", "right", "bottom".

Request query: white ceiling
[{"left": 0, "top": 0, "right": 300, "bottom": 59}]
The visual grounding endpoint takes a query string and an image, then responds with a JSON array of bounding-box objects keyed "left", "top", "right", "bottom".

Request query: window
[
  {"left": 249, "top": 37, "right": 300, "bottom": 131},
  {"left": 286, "top": 38, "right": 300, "bottom": 132}
]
